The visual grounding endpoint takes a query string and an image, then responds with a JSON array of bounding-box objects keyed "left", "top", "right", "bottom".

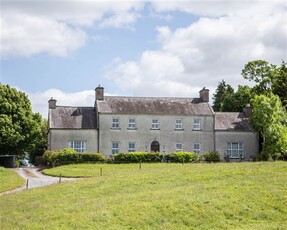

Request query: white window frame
[
  {"left": 112, "top": 117, "right": 120, "bottom": 129},
  {"left": 112, "top": 142, "right": 119, "bottom": 155},
  {"left": 151, "top": 118, "right": 159, "bottom": 129},
  {"left": 68, "top": 141, "right": 86, "bottom": 153},
  {"left": 193, "top": 143, "right": 201, "bottom": 154},
  {"left": 128, "top": 118, "right": 136, "bottom": 129},
  {"left": 193, "top": 119, "right": 201, "bottom": 130},
  {"left": 176, "top": 143, "right": 183, "bottom": 152},
  {"left": 175, "top": 119, "right": 183, "bottom": 130},
  {"left": 128, "top": 142, "right": 136, "bottom": 152},
  {"left": 227, "top": 142, "right": 244, "bottom": 158}
]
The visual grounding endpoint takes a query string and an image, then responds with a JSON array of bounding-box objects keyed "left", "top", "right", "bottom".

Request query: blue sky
[{"left": 1, "top": 0, "right": 286, "bottom": 118}]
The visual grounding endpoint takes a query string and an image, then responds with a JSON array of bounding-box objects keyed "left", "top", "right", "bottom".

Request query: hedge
[
  {"left": 43, "top": 148, "right": 105, "bottom": 166},
  {"left": 203, "top": 151, "right": 221, "bottom": 163},
  {"left": 114, "top": 151, "right": 199, "bottom": 163}
]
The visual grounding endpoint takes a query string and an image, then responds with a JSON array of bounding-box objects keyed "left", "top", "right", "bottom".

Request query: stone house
[{"left": 48, "top": 86, "right": 258, "bottom": 161}]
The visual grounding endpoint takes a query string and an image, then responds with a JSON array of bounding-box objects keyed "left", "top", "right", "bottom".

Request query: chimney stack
[
  {"left": 95, "top": 85, "right": 104, "bottom": 100},
  {"left": 199, "top": 87, "right": 209, "bottom": 102},
  {"left": 243, "top": 104, "right": 252, "bottom": 117},
  {"left": 48, "top": 97, "right": 57, "bottom": 109}
]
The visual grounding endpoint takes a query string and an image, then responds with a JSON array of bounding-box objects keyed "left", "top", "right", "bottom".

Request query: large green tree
[
  {"left": 0, "top": 84, "right": 45, "bottom": 159},
  {"left": 242, "top": 60, "right": 287, "bottom": 108},
  {"left": 212, "top": 80, "right": 234, "bottom": 111},
  {"left": 222, "top": 85, "right": 252, "bottom": 112},
  {"left": 250, "top": 93, "right": 287, "bottom": 160}
]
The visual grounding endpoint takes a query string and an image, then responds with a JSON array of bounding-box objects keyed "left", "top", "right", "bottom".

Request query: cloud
[
  {"left": 0, "top": 0, "right": 144, "bottom": 58},
  {"left": 27, "top": 89, "right": 95, "bottom": 118},
  {"left": 106, "top": 0, "right": 287, "bottom": 98}
]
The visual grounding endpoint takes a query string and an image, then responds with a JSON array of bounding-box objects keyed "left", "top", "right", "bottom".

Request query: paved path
[{"left": 1, "top": 167, "right": 78, "bottom": 195}]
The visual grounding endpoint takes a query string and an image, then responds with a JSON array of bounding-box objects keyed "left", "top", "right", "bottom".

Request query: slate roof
[
  {"left": 215, "top": 112, "right": 254, "bottom": 132},
  {"left": 49, "top": 107, "right": 97, "bottom": 129},
  {"left": 96, "top": 96, "right": 213, "bottom": 115}
]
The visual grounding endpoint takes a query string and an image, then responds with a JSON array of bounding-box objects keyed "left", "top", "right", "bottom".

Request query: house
[{"left": 48, "top": 86, "right": 259, "bottom": 161}]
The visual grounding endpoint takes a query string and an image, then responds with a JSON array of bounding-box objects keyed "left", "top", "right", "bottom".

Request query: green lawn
[
  {"left": 0, "top": 167, "right": 25, "bottom": 193},
  {"left": 1, "top": 162, "right": 287, "bottom": 229}
]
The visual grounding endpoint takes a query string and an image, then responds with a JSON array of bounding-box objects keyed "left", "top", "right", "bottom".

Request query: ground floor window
[
  {"left": 128, "top": 142, "right": 136, "bottom": 152},
  {"left": 227, "top": 142, "right": 244, "bottom": 158},
  {"left": 68, "top": 141, "right": 86, "bottom": 153},
  {"left": 176, "top": 143, "right": 183, "bottom": 152},
  {"left": 193, "top": 143, "right": 201, "bottom": 154},
  {"left": 112, "top": 142, "right": 119, "bottom": 154}
]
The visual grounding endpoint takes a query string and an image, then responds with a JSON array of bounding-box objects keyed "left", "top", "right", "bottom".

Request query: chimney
[
  {"left": 95, "top": 85, "right": 104, "bottom": 100},
  {"left": 48, "top": 97, "right": 57, "bottom": 109},
  {"left": 199, "top": 87, "right": 209, "bottom": 102},
  {"left": 243, "top": 104, "right": 252, "bottom": 117}
]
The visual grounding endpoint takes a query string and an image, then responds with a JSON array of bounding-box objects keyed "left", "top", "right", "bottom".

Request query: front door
[{"left": 151, "top": 141, "right": 160, "bottom": 152}]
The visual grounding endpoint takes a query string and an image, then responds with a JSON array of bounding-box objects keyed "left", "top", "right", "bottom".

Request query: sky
[{"left": 1, "top": 0, "right": 286, "bottom": 118}]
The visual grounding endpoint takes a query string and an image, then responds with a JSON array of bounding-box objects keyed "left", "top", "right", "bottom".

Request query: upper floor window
[
  {"left": 112, "top": 118, "right": 120, "bottom": 129},
  {"left": 175, "top": 119, "right": 183, "bottom": 130},
  {"left": 151, "top": 119, "right": 159, "bottom": 129},
  {"left": 176, "top": 143, "right": 183, "bottom": 152},
  {"left": 227, "top": 143, "right": 244, "bottom": 158},
  {"left": 193, "top": 143, "right": 201, "bottom": 154},
  {"left": 128, "top": 118, "right": 136, "bottom": 129},
  {"left": 112, "top": 142, "right": 119, "bottom": 154},
  {"left": 193, "top": 119, "right": 201, "bottom": 130},
  {"left": 128, "top": 142, "right": 136, "bottom": 152},
  {"left": 68, "top": 141, "right": 86, "bottom": 153}
]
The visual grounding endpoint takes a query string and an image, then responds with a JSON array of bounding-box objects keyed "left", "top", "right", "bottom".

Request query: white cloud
[
  {"left": 0, "top": 0, "right": 144, "bottom": 58},
  {"left": 27, "top": 89, "right": 95, "bottom": 118},
  {"left": 106, "top": 0, "right": 287, "bottom": 98}
]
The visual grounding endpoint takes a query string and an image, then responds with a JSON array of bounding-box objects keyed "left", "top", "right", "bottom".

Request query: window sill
[
  {"left": 127, "top": 128, "right": 137, "bottom": 130},
  {"left": 111, "top": 128, "right": 121, "bottom": 130},
  {"left": 150, "top": 128, "right": 160, "bottom": 130},
  {"left": 193, "top": 129, "right": 202, "bottom": 131},
  {"left": 174, "top": 129, "right": 184, "bottom": 131}
]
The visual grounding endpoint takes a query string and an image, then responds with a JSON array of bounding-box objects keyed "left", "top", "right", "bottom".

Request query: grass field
[
  {"left": 0, "top": 167, "right": 25, "bottom": 193},
  {"left": 1, "top": 162, "right": 287, "bottom": 229}
]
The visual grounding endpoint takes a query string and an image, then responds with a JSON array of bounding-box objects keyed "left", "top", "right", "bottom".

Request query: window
[
  {"left": 193, "top": 143, "right": 201, "bottom": 154},
  {"left": 128, "top": 118, "right": 136, "bottom": 129},
  {"left": 112, "top": 118, "right": 120, "bottom": 129},
  {"left": 176, "top": 143, "right": 183, "bottom": 152},
  {"left": 193, "top": 119, "right": 201, "bottom": 130},
  {"left": 112, "top": 142, "right": 119, "bottom": 154},
  {"left": 151, "top": 119, "right": 159, "bottom": 129},
  {"left": 68, "top": 141, "right": 86, "bottom": 153},
  {"left": 175, "top": 119, "right": 183, "bottom": 130},
  {"left": 227, "top": 143, "right": 244, "bottom": 158},
  {"left": 128, "top": 142, "right": 136, "bottom": 152}
]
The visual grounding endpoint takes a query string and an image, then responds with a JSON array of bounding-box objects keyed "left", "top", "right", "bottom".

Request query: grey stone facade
[{"left": 48, "top": 86, "right": 259, "bottom": 161}]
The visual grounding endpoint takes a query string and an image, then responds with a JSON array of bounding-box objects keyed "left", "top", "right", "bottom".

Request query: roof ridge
[{"left": 105, "top": 96, "right": 196, "bottom": 100}]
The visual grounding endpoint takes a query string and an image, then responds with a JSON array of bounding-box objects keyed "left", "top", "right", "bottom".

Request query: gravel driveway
[{"left": 1, "top": 167, "right": 77, "bottom": 195}]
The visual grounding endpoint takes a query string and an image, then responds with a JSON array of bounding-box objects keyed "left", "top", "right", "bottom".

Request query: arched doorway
[{"left": 151, "top": 141, "right": 160, "bottom": 152}]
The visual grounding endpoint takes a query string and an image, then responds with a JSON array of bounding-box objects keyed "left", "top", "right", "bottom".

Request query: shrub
[
  {"left": 43, "top": 149, "right": 105, "bottom": 166},
  {"left": 114, "top": 152, "right": 163, "bottom": 163},
  {"left": 168, "top": 152, "right": 200, "bottom": 163},
  {"left": 203, "top": 151, "right": 221, "bottom": 163}
]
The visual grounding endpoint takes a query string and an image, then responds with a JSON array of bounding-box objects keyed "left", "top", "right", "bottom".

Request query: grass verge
[
  {"left": 0, "top": 167, "right": 25, "bottom": 193},
  {"left": 1, "top": 162, "right": 287, "bottom": 229}
]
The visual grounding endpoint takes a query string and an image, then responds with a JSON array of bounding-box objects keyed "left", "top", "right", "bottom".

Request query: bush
[
  {"left": 43, "top": 149, "right": 105, "bottom": 166},
  {"left": 114, "top": 152, "right": 163, "bottom": 163},
  {"left": 168, "top": 152, "right": 200, "bottom": 163},
  {"left": 203, "top": 151, "right": 221, "bottom": 163}
]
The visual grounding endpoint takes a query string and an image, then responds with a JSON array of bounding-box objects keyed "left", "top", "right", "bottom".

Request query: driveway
[{"left": 1, "top": 167, "right": 77, "bottom": 195}]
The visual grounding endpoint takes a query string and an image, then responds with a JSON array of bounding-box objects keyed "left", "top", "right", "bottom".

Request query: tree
[
  {"left": 0, "top": 84, "right": 43, "bottom": 158},
  {"left": 242, "top": 60, "right": 287, "bottom": 108},
  {"left": 222, "top": 85, "right": 252, "bottom": 112},
  {"left": 212, "top": 80, "right": 234, "bottom": 111},
  {"left": 250, "top": 93, "right": 287, "bottom": 160}
]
